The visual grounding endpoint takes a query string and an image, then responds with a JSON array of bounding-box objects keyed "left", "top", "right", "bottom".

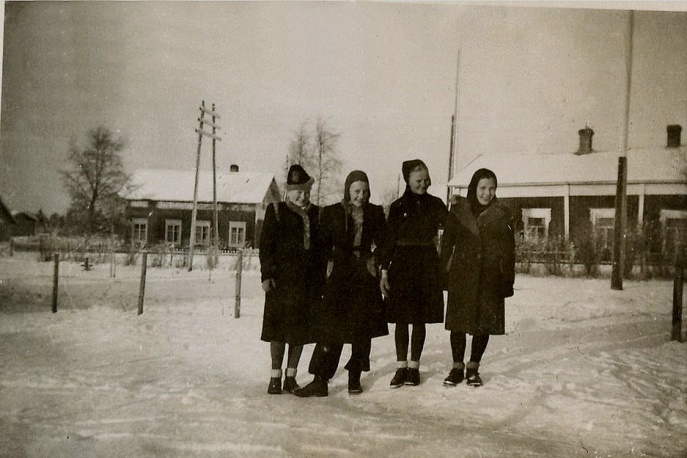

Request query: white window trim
[
  {"left": 165, "top": 219, "right": 182, "bottom": 245},
  {"left": 131, "top": 218, "right": 148, "bottom": 244},
  {"left": 195, "top": 220, "right": 211, "bottom": 245},
  {"left": 522, "top": 208, "right": 551, "bottom": 239},
  {"left": 659, "top": 209, "right": 687, "bottom": 225},
  {"left": 590, "top": 208, "right": 615, "bottom": 225},
  {"left": 228, "top": 221, "right": 247, "bottom": 246}
]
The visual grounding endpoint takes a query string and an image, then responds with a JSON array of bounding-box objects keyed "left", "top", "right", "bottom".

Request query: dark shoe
[
  {"left": 466, "top": 368, "right": 483, "bottom": 387},
  {"left": 294, "top": 376, "right": 328, "bottom": 397},
  {"left": 283, "top": 376, "right": 300, "bottom": 394},
  {"left": 389, "top": 368, "right": 408, "bottom": 388},
  {"left": 405, "top": 368, "right": 421, "bottom": 386},
  {"left": 443, "top": 368, "right": 465, "bottom": 386},
  {"left": 267, "top": 377, "right": 282, "bottom": 394},
  {"left": 348, "top": 371, "right": 363, "bottom": 395}
]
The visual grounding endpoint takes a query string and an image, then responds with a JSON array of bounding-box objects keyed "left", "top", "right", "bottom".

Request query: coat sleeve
[
  {"left": 259, "top": 203, "right": 278, "bottom": 282},
  {"left": 371, "top": 205, "right": 387, "bottom": 259},
  {"left": 376, "top": 203, "right": 399, "bottom": 270},
  {"left": 439, "top": 211, "right": 458, "bottom": 274},
  {"left": 501, "top": 211, "right": 516, "bottom": 295}
]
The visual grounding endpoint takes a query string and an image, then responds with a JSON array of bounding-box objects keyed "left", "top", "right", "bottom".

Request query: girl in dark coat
[
  {"left": 259, "top": 164, "right": 324, "bottom": 395},
  {"left": 440, "top": 168, "right": 515, "bottom": 387},
  {"left": 295, "top": 170, "right": 388, "bottom": 397},
  {"left": 378, "top": 160, "right": 447, "bottom": 388}
]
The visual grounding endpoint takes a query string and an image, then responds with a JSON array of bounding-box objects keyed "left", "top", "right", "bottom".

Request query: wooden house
[
  {"left": 0, "top": 196, "right": 16, "bottom": 242},
  {"left": 122, "top": 167, "right": 280, "bottom": 250},
  {"left": 448, "top": 126, "right": 687, "bottom": 258}
]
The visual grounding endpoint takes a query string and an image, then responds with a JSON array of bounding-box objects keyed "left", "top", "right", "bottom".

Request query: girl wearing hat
[
  {"left": 259, "top": 164, "right": 325, "bottom": 395},
  {"left": 378, "top": 160, "right": 447, "bottom": 388},
  {"left": 295, "top": 170, "right": 388, "bottom": 397},
  {"left": 440, "top": 168, "right": 515, "bottom": 387}
]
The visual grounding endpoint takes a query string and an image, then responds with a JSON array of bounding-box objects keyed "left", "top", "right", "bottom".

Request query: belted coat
[{"left": 440, "top": 196, "right": 515, "bottom": 335}]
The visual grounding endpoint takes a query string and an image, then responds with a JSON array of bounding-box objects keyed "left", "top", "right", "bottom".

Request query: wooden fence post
[
  {"left": 234, "top": 249, "right": 243, "bottom": 318},
  {"left": 138, "top": 252, "right": 148, "bottom": 315},
  {"left": 52, "top": 253, "right": 59, "bottom": 313},
  {"left": 9, "top": 238, "right": 14, "bottom": 257},
  {"left": 672, "top": 247, "right": 685, "bottom": 342}
]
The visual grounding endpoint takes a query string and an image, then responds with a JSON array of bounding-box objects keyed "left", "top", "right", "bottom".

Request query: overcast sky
[{"left": 1, "top": 2, "right": 686, "bottom": 214}]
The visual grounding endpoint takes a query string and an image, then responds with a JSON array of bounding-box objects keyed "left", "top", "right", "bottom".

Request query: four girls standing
[{"left": 260, "top": 162, "right": 515, "bottom": 395}]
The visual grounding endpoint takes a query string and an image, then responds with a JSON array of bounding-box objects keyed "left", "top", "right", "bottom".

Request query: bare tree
[
  {"left": 285, "top": 118, "right": 343, "bottom": 206},
  {"left": 61, "top": 126, "right": 130, "bottom": 235}
]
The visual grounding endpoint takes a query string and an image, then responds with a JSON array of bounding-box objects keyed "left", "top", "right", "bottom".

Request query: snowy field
[{"left": 0, "top": 253, "right": 685, "bottom": 457}]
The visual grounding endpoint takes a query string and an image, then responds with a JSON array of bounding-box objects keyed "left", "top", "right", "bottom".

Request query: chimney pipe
[
  {"left": 230, "top": 164, "right": 239, "bottom": 172},
  {"left": 666, "top": 124, "right": 682, "bottom": 148},
  {"left": 576, "top": 126, "right": 594, "bottom": 155}
]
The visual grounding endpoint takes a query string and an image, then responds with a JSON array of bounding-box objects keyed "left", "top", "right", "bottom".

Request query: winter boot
[
  {"left": 405, "top": 368, "right": 421, "bottom": 386},
  {"left": 267, "top": 377, "right": 282, "bottom": 394},
  {"left": 348, "top": 370, "right": 363, "bottom": 395},
  {"left": 443, "top": 367, "right": 465, "bottom": 386},
  {"left": 466, "top": 362, "right": 483, "bottom": 387},
  {"left": 389, "top": 367, "right": 408, "bottom": 388},
  {"left": 283, "top": 376, "right": 301, "bottom": 394},
  {"left": 294, "top": 376, "right": 328, "bottom": 398}
]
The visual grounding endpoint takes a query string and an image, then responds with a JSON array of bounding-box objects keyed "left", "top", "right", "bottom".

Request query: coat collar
[{"left": 451, "top": 196, "right": 508, "bottom": 235}]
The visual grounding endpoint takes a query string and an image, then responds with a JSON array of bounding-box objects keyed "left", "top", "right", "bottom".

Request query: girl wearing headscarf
[
  {"left": 377, "top": 160, "right": 448, "bottom": 388},
  {"left": 440, "top": 168, "right": 515, "bottom": 387},
  {"left": 259, "top": 164, "right": 325, "bottom": 395},
  {"left": 295, "top": 170, "right": 388, "bottom": 397}
]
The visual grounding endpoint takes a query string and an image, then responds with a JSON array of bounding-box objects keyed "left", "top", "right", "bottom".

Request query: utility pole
[
  {"left": 189, "top": 101, "right": 222, "bottom": 271},
  {"left": 611, "top": 10, "right": 634, "bottom": 290},
  {"left": 446, "top": 50, "right": 461, "bottom": 205}
]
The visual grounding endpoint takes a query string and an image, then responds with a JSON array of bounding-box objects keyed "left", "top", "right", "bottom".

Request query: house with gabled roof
[
  {"left": 448, "top": 126, "right": 687, "bottom": 259},
  {"left": 121, "top": 166, "right": 280, "bottom": 249},
  {"left": 10, "top": 211, "right": 41, "bottom": 237},
  {"left": 0, "top": 196, "right": 17, "bottom": 242}
]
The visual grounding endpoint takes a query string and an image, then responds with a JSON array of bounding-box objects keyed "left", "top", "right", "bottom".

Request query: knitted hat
[
  {"left": 285, "top": 164, "right": 314, "bottom": 192},
  {"left": 343, "top": 170, "right": 370, "bottom": 203},
  {"left": 402, "top": 159, "right": 431, "bottom": 186}
]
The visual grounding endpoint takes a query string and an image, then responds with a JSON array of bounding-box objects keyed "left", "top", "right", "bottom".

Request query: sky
[{"left": 1, "top": 1, "right": 686, "bottom": 215}]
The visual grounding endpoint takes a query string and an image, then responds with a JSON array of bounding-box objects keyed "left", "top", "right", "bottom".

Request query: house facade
[
  {"left": 448, "top": 127, "right": 687, "bottom": 259},
  {"left": 0, "top": 196, "right": 16, "bottom": 242},
  {"left": 10, "top": 211, "right": 40, "bottom": 237},
  {"left": 122, "top": 168, "right": 280, "bottom": 250}
]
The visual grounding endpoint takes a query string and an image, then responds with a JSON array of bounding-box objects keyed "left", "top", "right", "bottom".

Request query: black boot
[
  {"left": 348, "top": 370, "right": 363, "bottom": 395},
  {"left": 405, "top": 368, "right": 421, "bottom": 386},
  {"left": 294, "top": 376, "right": 328, "bottom": 397},
  {"left": 389, "top": 367, "right": 408, "bottom": 388},
  {"left": 466, "top": 363, "right": 483, "bottom": 387},
  {"left": 267, "top": 376, "right": 282, "bottom": 394},
  {"left": 283, "top": 376, "right": 301, "bottom": 394},
  {"left": 443, "top": 368, "right": 465, "bottom": 386}
]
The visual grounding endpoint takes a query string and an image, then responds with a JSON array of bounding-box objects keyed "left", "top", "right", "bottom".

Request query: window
[
  {"left": 590, "top": 208, "right": 615, "bottom": 257},
  {"left": 660, "top": 210, "right": 687, "bottom": 255},
  {"left": 196, "top": 220, "right": 211, "bottom": 245},
  {"left": 522, "top": 208, "right": 551, "bottom": 240},
  {"left": 229, "top": 221, "right": 246, "bottom": 247},
  {"left": 131, "top": 218, "right": 148, "bottom": 246},
  {"left": 165, "top": 219, "right": 182, "bottom": 246}
]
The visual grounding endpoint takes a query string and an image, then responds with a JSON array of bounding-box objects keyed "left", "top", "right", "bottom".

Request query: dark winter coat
[
  {"left": 259, "top": 202, "right": 325, "bottom": 345},
  {"left": 310, "top": 202, "right": 389, "bottom": 344},
  {"left": 440, "top": 196, "right": 515, "bottom": 335},
  {"left": 377, "top": 189, "right": 448, "bottom": 324}
]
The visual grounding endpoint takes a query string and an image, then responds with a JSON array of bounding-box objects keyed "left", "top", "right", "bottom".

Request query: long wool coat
[
  {"left": 259, "top": 202, "right": 324, "bottom": 345},
  {"left": 440, "top": 196, "right": 515, "bottom": 335},
  {"left": 310, "top": 202, "right": 389, "bottom": 344},
  {"left": 378, "top": 190, "right": 447, "bottom": 325}
]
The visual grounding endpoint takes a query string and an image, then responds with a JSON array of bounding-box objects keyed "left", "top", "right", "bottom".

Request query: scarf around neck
[{"left": 285, "top": 200, "right": 312, "bottom": 250}]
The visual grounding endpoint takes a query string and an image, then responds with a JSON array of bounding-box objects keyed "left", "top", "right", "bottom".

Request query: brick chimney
[
  {"left": 666, "top": 124, "right": 682, "bottom": 148},
  {"left": 230, "top": 164, "right": 239, "bottom": 172},
  {"left": 575, "top": 126, "right": 594, "bottom": 155}
]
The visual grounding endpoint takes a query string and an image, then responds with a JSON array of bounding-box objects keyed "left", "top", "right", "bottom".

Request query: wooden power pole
[
  {"left": 189, "top": 101, "right": 222, "bottom": 271},
  {"left": 611, "top": 10, "right": 634, "bottom": 290}
]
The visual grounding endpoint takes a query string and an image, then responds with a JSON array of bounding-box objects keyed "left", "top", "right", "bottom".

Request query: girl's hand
[
  {"left": 380, "top": 270, "right": 391, "bottom": 298},
  {"left": 262, "top": 279, "right": 276, "bottom": 293}
]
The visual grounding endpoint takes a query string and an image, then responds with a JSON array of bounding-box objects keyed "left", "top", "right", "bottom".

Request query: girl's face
[
  {"left": 287, "top": 189, "right": 310, "bottom": 208},
  {"left": 476, "top": 177, "right": 497, "bottom": 205},
  {"left": 348, "top": 181, "right": 370, "bottom": 207},
  {"left": 408, "top": 168, "right": 430, "bottom": 195}
]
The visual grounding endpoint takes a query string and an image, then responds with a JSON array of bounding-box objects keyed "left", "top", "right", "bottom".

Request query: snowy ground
[{"left": 0, "top": 253, "right": 686, "bottom": 457}]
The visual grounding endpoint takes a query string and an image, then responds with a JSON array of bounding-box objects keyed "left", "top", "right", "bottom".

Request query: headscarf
[
  {"left": 342, "top": 170, "right": 370, "bottom": 247},
  {"left": 466, "top": 168, "right": 498, "bottom": 217},
  {"left": 401, "top": 159, "right": 431, "bottom": 190}
]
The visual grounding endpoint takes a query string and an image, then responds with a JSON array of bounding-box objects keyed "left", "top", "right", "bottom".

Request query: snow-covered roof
[
  {"left": 448, "top": 147, "right": 687, "bottom": 189},
  {"left": 123, "top": 169, "right": 276, "bottom": 204},
  {"left": 11, "top": 211, "right": 37, "bottom": 221}
]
